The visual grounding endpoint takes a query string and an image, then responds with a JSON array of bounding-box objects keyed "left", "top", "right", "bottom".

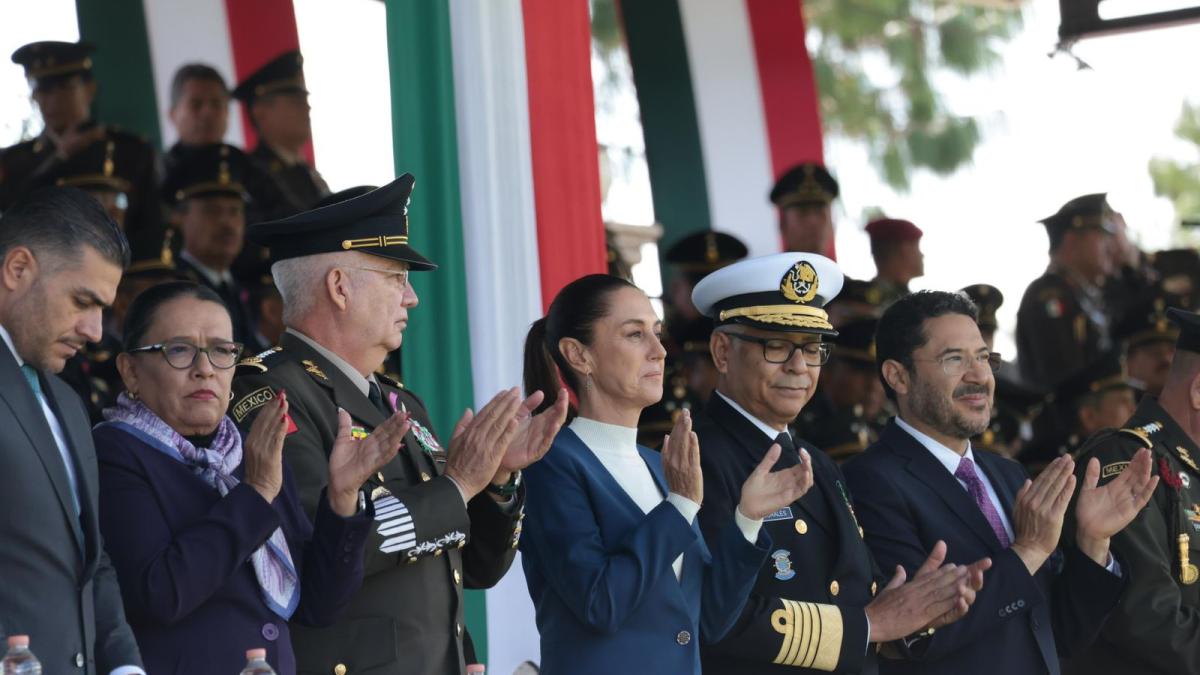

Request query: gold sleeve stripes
[{"left": 771, "top": 599, "right": 843, "bottom": 670}]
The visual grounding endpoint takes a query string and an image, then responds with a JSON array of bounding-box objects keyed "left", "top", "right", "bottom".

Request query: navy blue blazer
[
  {"left": 843, "top": 420, "right": 1124, "bottom": 675},
  {"left": 520, "top": 427, "right": 770, "bottom": 675},
  {"left": 93, "top": 422, "right": 372, "bottom": 675}
]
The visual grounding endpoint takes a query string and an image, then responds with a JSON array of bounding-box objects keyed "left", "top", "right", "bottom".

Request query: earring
[
  {"left": 584, "top": 373, "right": 594, "bottom": 393},
  {"left": 128, "top": 390, "right": 139, "bottom": 401},
  {"left": 228, "top": 391, "right": 235, "bottom": 402}
]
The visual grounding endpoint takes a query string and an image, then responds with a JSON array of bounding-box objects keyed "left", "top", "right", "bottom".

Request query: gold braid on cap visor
[{"left": 719, "top": 304, "right": 832, "bottom": 331}]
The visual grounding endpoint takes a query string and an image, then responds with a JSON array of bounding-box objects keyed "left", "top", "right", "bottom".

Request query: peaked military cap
[
  {"left": 249, "top": 173, "right": 436, "bottom": 271},
  {"left": 55, "top": 139, "right": 132, "bottom": 194},
  {"left": 769, "top": 163, "right": 839, "bottom": 208},
  {"left": 674, "top": 317, "right": 716, "bottom": 354},
  {"left": 692, "top": 252, "right": 844, "bottom": 336},
  {"left": 832, "top": 317, "right": 877, "bottom": 366},
  {"left": 1039, "top": 193, "right": 1117, "bottom": 248},
  {"left": 864, "top": 218, "right": 923, "bottom": 243},
  {"left": 163, "top": 144, "right": 249, "bottom": 203},
  {"left": 1057, "top": 352, "right": 1135, "bottom": 408},
  {"left": 125, "top": 227, "right": 179, "bottom": 279},
  {"left": 11, "top": 41, "right": 94, "bottom": 86},
  {"left": 1168, "top": 307, "right": 1200, "bottom": 354},
  {"left": 664, "top": 231, "right": 748, "bottom": 273},
  {"left": 1114, "top": 295, "right": 1178, "bottom": 352},
  {"left": 231, "top": 50, "right": 308, "bottom": 104},
  {"left": 961, "top": 284, "right": 1003, "bottom": 332}
]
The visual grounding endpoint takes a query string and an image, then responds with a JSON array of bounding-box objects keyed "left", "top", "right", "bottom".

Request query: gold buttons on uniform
[
  {"left": 871, "top": 581, "right": 878, "bottom": 596},
  {"left": 434, "top": 548, "right": 443, "bottom": 557},
  {"left": 454, "top": 569, "right": 462, "bottom": 585},
  {"left": 794, "top": 519, "right": 808, "bottom": 535},
  {"left": 420, "top": 472, "right": 431, "bottom": 482},
  {"left": 829, "top": 580, "right": 840, "bottom": 596},
  {"left": 334, "top": 665, "right": 347, "bottom": 675}
]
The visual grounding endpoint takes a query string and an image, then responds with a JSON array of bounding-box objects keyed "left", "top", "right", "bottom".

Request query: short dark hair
[
  {"left": 170, "top": 63, "right": 228, "bottom": 109},
  {"left": 0, "top": 186, "right": 130, "bottom": 271},
  {"left": 122, "top": 280, "right": 227, "bottom": 351},
  {"left": 523, "top": 274, "right": 639, "bottom": 416},
  {"left": 875, "top": 290, "right": 978, "bottom": 400}
]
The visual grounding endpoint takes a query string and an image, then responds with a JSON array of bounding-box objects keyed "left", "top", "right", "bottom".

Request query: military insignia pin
[
  {"left": 780, "top": 261, "right": 820, "bottom": 304},
  {"left": 771, "top": 549, "right": 796, "bottom": 581},
  {"left": 301, "top": 359, "right": 328, "bottom": 380}
]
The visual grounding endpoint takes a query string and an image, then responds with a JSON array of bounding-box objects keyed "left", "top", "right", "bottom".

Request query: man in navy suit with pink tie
[{"left": 844, "top": 290, "right": 1159, "bottom": 675}]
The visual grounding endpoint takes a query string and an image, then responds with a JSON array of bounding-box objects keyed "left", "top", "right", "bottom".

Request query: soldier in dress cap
[
  {"left": 961, "top": 284, "right": 1003, "bottom": 350},
  {"left": 826, "top": 277, "right": 885, "bottom": 328},
  {"left": 690, "top": 253, "right": 982, "bottom": 674},
  {"left": 770, "top": 162, "right": 838, "bottom": 255},
  {"left": 164, "top": 143, "right": 264, "bottom": 354},
  {"left": 230, "top": 174, "right": 564, "bottom": 675},
  {"left": 795, "top": 317, "right": 888, "bottom": 464},
  {"left": 1066, "top": 307, "right": 1200, "bottom": 674},
  {"left": 663, "top": 230, "right": 748, "bottom": 335},
  {"left": 1016, "top": 193, "right": 1119, "bottom": 390},
  {"left": 1113, "top": 295, "right": 1179, "bottom": 398},
  {"left": 864, "top": 217, "right": 924, "bottom": 309},
  {"left": 1, "top": 41, "right": 161, "bottom": 241},
  {"left": 232, "top": 50, "right": 330, "bottom": 214}
]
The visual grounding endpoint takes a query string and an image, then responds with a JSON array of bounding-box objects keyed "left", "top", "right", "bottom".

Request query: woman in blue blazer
[
  {"left": 93, "top": 282, "right": 412, "bottom": 674},
  {"left": 520, "top": 274, "right": 814, "bottom": 674}
]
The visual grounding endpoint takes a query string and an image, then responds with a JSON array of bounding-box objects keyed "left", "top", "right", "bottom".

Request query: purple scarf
[{"left": 103, "top": 393, "right": 300, "bottom": 619}]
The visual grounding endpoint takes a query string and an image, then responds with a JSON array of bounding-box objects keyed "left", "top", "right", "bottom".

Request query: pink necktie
[{"left": 955, "top": 457, "right": 1011, "bottom": 548}]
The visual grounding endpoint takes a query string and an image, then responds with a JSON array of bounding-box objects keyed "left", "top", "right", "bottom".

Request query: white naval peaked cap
[{"left": 691, "top": 252, "right": 844, "bottom": 336}]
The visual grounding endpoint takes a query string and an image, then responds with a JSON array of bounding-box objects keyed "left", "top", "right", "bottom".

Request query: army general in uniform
[
  {"left": 230, "top": 175, "right": 564, "bottom": 675},
  {"left": 1067, "top": 307, "right": 1200, "bottom": 675}
]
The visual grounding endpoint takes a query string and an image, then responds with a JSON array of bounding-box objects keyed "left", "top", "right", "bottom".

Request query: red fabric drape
[
  {"left": 522, "top": 0, "right": 608, "bottom": 309},
  {"left": 224, "top": 0, "right": 315, "bottom": 164}
]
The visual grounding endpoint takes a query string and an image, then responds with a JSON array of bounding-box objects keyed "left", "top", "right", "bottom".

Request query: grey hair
[{"left": 271, "top": 252, "right": 352, "bottom": 325}]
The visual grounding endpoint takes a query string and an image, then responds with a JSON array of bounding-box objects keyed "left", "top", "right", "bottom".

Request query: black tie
[
  {"left": 775, "top": 431, "right": 796, "bottom": 455},
  {"left": 368, "top": 381, "right": 390, "bottom": 417}
]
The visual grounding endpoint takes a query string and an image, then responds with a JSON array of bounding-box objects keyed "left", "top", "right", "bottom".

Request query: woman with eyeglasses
[
  {"left": 519, "top": 274, "right": 815, "bottom": 674},
  {"left": 92, "top": 281, "right": 412, "bottom": 675}
]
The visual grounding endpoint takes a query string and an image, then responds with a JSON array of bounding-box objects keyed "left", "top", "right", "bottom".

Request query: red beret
[{"left": 864, "top": 218, "right": 923, "bottom": 242}]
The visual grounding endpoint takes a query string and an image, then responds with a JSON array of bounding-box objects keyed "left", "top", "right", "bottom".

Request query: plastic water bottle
[
  {"left": 2, "top": 636, "right": 42, "bottom": 675},
  {"left": 238, "top": 649, "right": 276, "bottom": 675}
]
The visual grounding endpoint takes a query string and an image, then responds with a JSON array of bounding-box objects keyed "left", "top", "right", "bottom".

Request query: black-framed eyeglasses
[
  {"left": 725, "top": 332, "right": 832, "bottom": 366},
  {"left": 128, "top": 339, "right": 244, "bottom": 370},
  {"left": 911, "top": 351, "right": 1002, "bottom": 377}
]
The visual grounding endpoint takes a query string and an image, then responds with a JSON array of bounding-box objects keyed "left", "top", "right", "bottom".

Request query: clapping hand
[
  {"left": 737, "top": 443, "right": 813, "bottom": 520},
  {"left": 1074, "top": 447, "right": 1158, "bottom": 565},
  {"left": 444, "top": 389, "right": 523, "bottom": 498},
  {"left": 242, "top": 389, "right": 290, "bottom": 504},
  {"left": 1011, "top": 455, "right": 1075, "bottom": 574},
  {"left": 327, "top": 407, "right": 412, "bottom": 516},
  {"left": 662, "top": 409, "right": 703, "bottom": 505},
  {"left": 866, "top": 541, "right": 980, "bottom": 642},
  {"left": 497, "top": 388, "right": 570, "bottom": 476}
]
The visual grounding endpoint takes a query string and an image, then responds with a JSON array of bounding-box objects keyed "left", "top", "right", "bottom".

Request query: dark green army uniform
[
  {"left": 0, "top": 42, "right": 161, "bottom": 239},
  {"left": 1016, "top": 194, "right": 1117, "bottom": 389},
  {"left": 232, "top": 50, "right": 330, "bottom": 215},
  {"left": 232, "top": 175, "right": 522, "bottom": 675},
  {"left": 1067, "top": 308, "right": 1200, "bottom": 674}
]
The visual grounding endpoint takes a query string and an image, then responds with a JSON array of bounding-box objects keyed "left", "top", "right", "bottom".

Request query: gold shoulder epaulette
[
  {"left": 1117, "top": 421, "right": 1163, "bottom": 447},
  {"left": 236, "top": 345, "right": 283, "bottom": 372}
]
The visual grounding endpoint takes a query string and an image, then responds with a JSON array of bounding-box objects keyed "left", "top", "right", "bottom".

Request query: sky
[{"left": 2, "top": 0, "right": 1198, "bottom": 357}]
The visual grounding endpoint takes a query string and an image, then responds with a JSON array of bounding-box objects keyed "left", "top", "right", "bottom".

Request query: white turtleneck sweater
[{"left": 569, "top": 416, "right": 762, "bottom": 581}]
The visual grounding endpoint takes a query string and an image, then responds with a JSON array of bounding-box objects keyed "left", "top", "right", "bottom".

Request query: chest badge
[
  {"left": 1178, "top": 446, "right": 1200, "bottom": 474},
  {"left": 301, "top": 359, "right": 328, "bottom": 381},
  {"left": 771, "top": 550, "right": 796, "bottom": 581}
]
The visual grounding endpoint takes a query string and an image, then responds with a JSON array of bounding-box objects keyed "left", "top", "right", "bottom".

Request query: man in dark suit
[
  {"left": 845, "top": 290, "right": 1158, "bottom": 675},
  {"left": 691, "top": 254, "right": 989, "bottom": 674},
  {"left": 0, "top": 42, "right": 161, "bottom": 246},
  {"left": 231, "top": 175, "right": 564, "bottom": 674},
  {"left": 0, "top": 186, "right": 143, "bottom": 673}
]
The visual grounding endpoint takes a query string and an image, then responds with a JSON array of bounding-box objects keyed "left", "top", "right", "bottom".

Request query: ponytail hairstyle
[{"left": 522, "top": 273, "right": 639, "bottom": 418}]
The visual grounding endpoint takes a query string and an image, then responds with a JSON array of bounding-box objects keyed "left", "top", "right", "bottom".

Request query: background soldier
[
  {"left": 231, "top": 175, "right": 565, "bottom": 675},
  {"left": 232, "top": 50, "right": 330, "bottom": 215},
  {"left": 1016, "top": 193, "right": 1118, "bottom": 390},
  {"left": 770, "top": 162, "right": 839, "bottom": 255},
  {"left": 1066, "top": 307, "right": 1200, "bottom": 675},
  {"left": 1, "top": 41, "right": 161, "bottom": 242},
  {"left": 1113, "top": 295, "right": 1179, "bottom": 398},
  {"left": 864, "top": 218, "right": 924, "bottom": 310}
]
